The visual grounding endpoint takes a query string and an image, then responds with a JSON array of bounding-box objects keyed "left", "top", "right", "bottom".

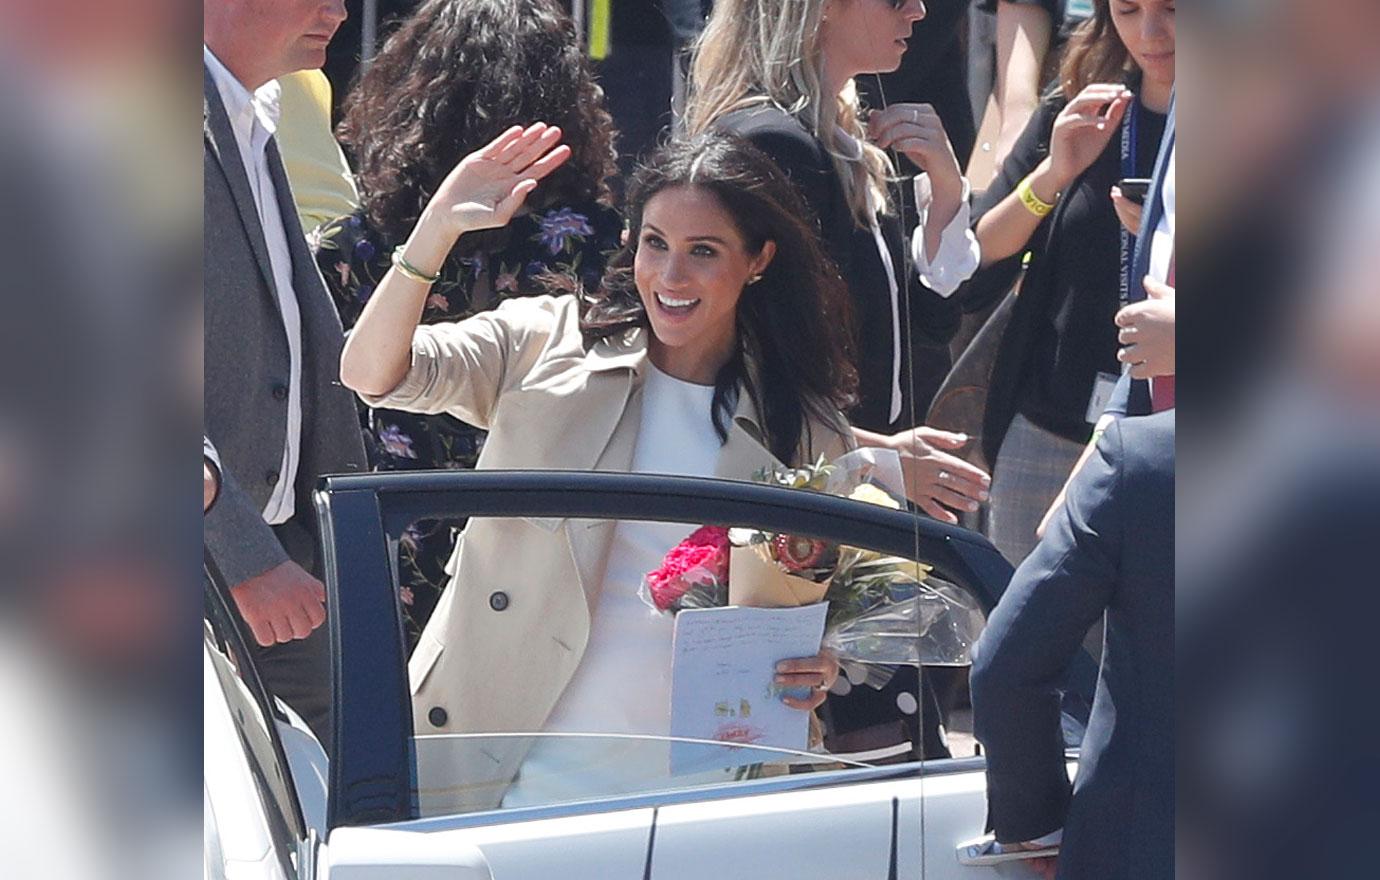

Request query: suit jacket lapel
[{"left": 203, "top": 66, "right": 281, "bottom": 309}]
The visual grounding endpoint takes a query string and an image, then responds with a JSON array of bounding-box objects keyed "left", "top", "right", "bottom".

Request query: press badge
[{"left": 1086, "top": 372, "right": 1119, "bottom": 424}]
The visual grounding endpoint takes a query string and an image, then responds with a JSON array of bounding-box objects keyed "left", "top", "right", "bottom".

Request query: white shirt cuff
[{"left": 910, "top": 174, "right": 981, "bottom": 297}]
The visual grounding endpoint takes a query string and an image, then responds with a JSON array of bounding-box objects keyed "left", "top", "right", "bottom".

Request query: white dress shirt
[
  {"left": 505, "top": 366, "right": 722, "bottom": 806},
  {"left": 1148, "top": 142, "right": 1176, "bottom": 285},
  {"left": 204, "top": 47, "right": 304, "bottom": 525}
]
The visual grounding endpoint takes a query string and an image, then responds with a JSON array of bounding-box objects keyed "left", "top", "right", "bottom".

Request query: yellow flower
[{"left": 849, "top": 484, "right": 901, "bottom": 509}]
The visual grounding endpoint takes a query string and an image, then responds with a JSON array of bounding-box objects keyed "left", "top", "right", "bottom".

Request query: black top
[
  {"left": 716, "top": 104, "right": 961, "bottom": 432},
  {"left": 967, "top": 94, "right": 1167, "bottom": 462}
]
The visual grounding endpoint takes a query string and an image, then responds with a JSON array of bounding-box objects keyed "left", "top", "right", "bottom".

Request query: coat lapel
[
  {"left": 203, "top": 66, "right": 281, "bottom": 309},
  {"left": 715, "top": 394, "right": 785, "bottom": 481},
  {"left": 528, "top": 335, "right": 644, "bottom": 617}
]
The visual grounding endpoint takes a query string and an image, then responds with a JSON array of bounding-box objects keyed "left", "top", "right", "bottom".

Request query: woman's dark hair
[
  {"left": 339, "top": 0, "right": 618, "bottom": 250},
  {"left": 1060, "top": 0, "right": 1133, "bottom": 98},
  {"left": 572, "top": 133, "right": 859, "bottom": 465}
]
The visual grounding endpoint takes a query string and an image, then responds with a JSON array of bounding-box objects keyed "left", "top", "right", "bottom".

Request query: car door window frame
[{"left": 314, "top": 469, "right": 1015, "bottom": 831}]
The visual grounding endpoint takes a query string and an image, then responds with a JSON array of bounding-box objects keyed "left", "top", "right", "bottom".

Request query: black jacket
[{"left": 715, "top": 104, "right": 961, "bottom": 432}]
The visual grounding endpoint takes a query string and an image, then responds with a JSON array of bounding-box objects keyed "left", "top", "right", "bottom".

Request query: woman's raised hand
[
  {"left": 424, "top": 123, "right": 573, "bottom": 240},
  {"left": 1047, "top": 84, "right": 1133, "bottom": 189},
  {"left": 868, "top": 103, "right": 965, "bottom": 206}
]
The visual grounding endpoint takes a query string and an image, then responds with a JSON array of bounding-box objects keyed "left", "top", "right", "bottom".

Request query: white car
[{"left": 205, "top": 470, "right": 1078, "bottom": 879}]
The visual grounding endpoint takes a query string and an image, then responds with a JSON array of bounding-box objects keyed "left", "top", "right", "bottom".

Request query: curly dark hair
[
  {"left": 572, "top": 133, "right": 859, "bottom": 465},
  {"left": 339, "top": 0, "right": 618, "bottom": 251}
]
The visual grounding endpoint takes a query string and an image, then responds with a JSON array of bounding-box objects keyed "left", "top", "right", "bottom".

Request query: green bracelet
[{"left": 391, "top": 245, "right": 441, "bottom": 284}]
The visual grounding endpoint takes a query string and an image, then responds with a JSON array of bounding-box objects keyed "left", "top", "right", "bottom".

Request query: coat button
[
  {"left": 265, "top": 470, "right": 280, "bottom": 486},
  {"left": 272, "top": 383, "right": 288, "bottom": 401},
  {"left": 428, "top": 707, "right": 448, "bottom": 728},
  {"left": 488, "top": 591, "right": 510, "bottom": 612}
]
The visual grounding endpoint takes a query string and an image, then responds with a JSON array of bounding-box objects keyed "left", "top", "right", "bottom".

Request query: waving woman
[{"left": 342, "top": 129, "right": 857, "bottom": 808}]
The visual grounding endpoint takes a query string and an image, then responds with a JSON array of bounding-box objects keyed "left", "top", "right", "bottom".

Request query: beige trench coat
[{"left": 363, "top": 295, "right": 853, "bottom": 810}]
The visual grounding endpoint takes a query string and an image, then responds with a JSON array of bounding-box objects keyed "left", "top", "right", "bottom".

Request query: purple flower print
[
  {"left": 354, "top": 239, "right": 376, "bottom": 262},
  {"left": 355, "top": 282, "right": 374, "bottom": 305},
  {"left": 377, "top": 424, "right": 419, "bottom": 460},
  {"left": 536, "top": 208, "right": 594, "bottom": 255}
]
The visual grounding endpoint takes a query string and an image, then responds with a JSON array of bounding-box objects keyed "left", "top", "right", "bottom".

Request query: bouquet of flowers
[{"left": 639, "top": 449, "right": 984, "bottom": 679}]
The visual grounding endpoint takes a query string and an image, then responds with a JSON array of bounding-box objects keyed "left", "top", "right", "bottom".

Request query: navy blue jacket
[{"left": 971, "top": 412, "right": 1174, "bottom": 879}]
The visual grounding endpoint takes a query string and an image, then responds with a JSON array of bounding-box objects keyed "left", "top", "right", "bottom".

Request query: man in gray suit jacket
[
  {"left": 203, "top": 0, "right": 363, "bottom": 747},
  {"left": 971, "top": 412, "right": 1174, "bottom": 879}
]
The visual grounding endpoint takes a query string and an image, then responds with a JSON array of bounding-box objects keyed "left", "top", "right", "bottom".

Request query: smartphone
[{"left": 1116, "top": 178, "right": 1153, "bottom": 205}]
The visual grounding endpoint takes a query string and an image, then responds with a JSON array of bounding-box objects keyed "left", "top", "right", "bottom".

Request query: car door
[{"left": 311, "top": 469, "right": 1048, "bottom": 880}]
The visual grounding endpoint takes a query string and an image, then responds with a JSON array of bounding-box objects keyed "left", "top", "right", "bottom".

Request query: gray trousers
[{"left": 987, "top": 413, "right": 1084, "bottom": 567}]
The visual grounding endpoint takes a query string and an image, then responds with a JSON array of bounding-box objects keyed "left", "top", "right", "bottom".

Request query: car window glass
[{"left": 399, "top": 509, "right": 986, "bottom": 820}]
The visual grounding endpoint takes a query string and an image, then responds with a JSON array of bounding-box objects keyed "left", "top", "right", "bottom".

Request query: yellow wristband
[
  {"left": 391, "top": 245, "right": 441, "bottom": 284},
  {"left": 1017, "top": 176, "right": 1057, "bottom": 218}
]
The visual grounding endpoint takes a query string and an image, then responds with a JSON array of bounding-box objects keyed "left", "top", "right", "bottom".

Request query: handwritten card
[{"left": 669, "top": 603, "right": 828, "bottom": 773}]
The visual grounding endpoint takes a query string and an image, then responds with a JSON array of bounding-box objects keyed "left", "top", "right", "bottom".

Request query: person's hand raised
[
  {"left": 1048, "top": 84, "right": 1134, "bottom": 190},
  {"left": 425, "top": 123, "right": 573, "bottom": 239},
  {"left": 868, "top": 103, "right": 965, "bottom": 207}
]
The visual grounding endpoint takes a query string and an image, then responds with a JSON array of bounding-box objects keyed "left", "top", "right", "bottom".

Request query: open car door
[{"left": 312, "top": 469, "right": 1055, "bottom": 880}]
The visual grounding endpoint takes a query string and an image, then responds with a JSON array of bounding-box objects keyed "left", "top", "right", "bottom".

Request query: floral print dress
[{"left": 313, "top": 200, "right": 623, "bottom": 641}]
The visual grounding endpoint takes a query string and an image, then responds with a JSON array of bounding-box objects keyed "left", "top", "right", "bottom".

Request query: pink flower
[
  {"left": 335, "top": 262, "right": 350, "bottom": 287},
  {"left": 495, "top": 272, "right": 519, "bottom": 293},
  {"left": 399, "top": 586, "right": 415, "bottom": 606},
  {"left": 426, "top": 292, "right": 450, "bottom": 312},
  {"left": 646, "top": 526, "right": 729, "bottom": 611}
]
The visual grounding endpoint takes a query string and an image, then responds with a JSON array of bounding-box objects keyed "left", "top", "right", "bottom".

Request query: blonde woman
[
  {"left": 687, "top": 0, "right": 981, "bottom": 436},
  {"left": 687, "top": 0, "right": 985, "bottom": 761}
]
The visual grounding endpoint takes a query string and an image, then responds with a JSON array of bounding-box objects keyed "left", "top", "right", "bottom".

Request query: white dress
[{"left": 501, "top": 364, "right": 726, "bottom": 806}]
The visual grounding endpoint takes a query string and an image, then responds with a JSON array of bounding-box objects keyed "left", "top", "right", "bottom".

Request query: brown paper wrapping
[{"left": 728, "top": 545, "right": 828, "bottom": 608}]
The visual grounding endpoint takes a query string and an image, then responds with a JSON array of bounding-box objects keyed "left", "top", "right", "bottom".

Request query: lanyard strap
[{"left": 1117, "top": 98, "right": 1140, "bottom": 310}]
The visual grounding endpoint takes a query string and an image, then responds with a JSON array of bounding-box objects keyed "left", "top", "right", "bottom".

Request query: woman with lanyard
[{"left": 968, "top": 0, "right": 1174, "bottom": 566}]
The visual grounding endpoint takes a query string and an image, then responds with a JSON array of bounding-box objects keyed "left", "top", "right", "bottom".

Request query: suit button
[
  {"left": 272, "top": 383, "right": 288, "bottom": 401},
  {"left": 427, "top": 707, "right": 448, "bottom": 728},
  {"left": 488, "top": 591, "right": 510, "bottom": 612},
  {"left": 265, "top": 470, "right": 280, "bottom": 486}
]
